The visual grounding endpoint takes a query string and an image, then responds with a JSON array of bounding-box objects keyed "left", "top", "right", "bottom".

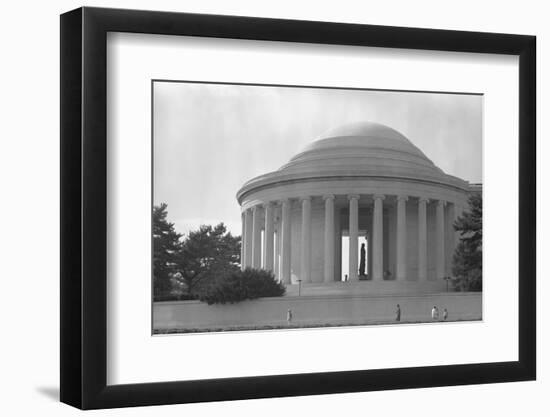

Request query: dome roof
[
  {"left": 237, "top": 121, "right": 469, "bottom": 202},
  {"left": 280, "top": 121, "right": 440, "bottom": 176}
]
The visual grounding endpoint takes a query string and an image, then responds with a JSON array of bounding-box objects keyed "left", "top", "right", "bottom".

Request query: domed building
[{"left": 236, "top": 122, "right": 478, "bottom": 294}]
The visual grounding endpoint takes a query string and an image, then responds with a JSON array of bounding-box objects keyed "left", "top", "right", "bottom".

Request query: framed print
[{"left": 60, "top": 7, "right": 536, "bottom": 410}]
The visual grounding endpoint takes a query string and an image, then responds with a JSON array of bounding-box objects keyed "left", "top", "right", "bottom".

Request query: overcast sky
[{"left": 153, "top": 81, "right": 482, "bottom": 237}]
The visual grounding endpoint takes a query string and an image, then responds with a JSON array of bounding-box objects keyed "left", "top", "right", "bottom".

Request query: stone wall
[{"left": 154, "top": 292, "right": 482, "bottom": 332}]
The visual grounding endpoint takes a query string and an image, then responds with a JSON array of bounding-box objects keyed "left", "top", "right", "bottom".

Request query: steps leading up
[{"left": 283, "top": 279, "right": 448, "bottom": 297}]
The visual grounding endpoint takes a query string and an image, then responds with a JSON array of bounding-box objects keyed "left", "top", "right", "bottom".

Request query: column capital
[
  {"left": 263, "top": 201, "right": 275, "bottom": 209},
  {"left": 300, "top": 196, "right": 312, "bottom": 202},
  {"left": 437, "top": 199, "right": 447, "bottom": 207},
  {"left": 373, "top": 194, "right": 385, "bottom": 201},
  {"left": 323, "top": 194, "right": 335, "bottom": 201},
  {"left": 348, "top": 194, "right": 360, "bottom": 201},
  {"left": 418, "top": 196, "right": 430, "bottom": 203},
  {"left": 396, "top": 195, "right": 409, "bottom": 202}
]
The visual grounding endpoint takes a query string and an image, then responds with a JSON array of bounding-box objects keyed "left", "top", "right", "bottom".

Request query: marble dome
[{"left": 237, "top": 121, "right": 468, "bottom": 203}]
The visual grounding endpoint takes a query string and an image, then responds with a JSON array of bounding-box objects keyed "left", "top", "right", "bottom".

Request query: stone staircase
[{"left": 283, "top": 279, "right": 448, "bottom": 297}]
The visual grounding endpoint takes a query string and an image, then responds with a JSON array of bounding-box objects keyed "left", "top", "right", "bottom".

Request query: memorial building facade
[{"left": 236, "top": 122, "right": 479, "bottom": 294}]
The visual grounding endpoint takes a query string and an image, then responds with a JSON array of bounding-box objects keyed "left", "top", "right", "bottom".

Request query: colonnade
[{"left": 241, "top": 194, "right": 458, "bottom": 285}]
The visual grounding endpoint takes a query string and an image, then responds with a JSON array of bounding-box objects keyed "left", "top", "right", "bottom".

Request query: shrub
[{"left": 199, "top": 268, "right": 285, "bottom": 305}]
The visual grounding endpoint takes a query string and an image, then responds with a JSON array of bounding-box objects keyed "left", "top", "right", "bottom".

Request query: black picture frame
[{"left": 60, "top": 6, "right": 536, "bottom": 410}]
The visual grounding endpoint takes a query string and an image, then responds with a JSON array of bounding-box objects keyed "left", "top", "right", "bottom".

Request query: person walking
[
  {"left": 395, "top": 304, "right": 401, "bottom": 322},
  {"left": 287, "top": 308, "right": 293, "bottom": 325},
  {"left": 431, "top": 306, "right": 439, "bottom": 321},
  {"left": 443, "top": 308, "right": 448, "bottom": 321}
]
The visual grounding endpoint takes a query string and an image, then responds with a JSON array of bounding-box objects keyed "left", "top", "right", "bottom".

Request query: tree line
[
  {"left": 153, "top": 203, "right": 242, "bottom": 300},
  {"left": 153, "top": 203, "right": 284, "bottom": 302}
]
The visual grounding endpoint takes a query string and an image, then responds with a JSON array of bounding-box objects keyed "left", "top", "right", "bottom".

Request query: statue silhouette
[{"left": 359, "top": 243, "right": 366, "bottom": 276}]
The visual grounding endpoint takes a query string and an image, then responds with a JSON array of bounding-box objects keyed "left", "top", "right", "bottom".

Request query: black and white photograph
[
  {"left": 152, "top": 81, "right": 483, "bottom": 334},
  {"left": 0, "top": 0, "right": 544, "bottom": 414}
]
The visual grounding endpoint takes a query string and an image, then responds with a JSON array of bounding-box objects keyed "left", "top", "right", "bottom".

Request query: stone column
[
  {"left": 436, "top": 200, "right": 446, "bottom": 280},
  {"left": 348, "top": 195, "right": 360, "bottom": 281},
  {"left": 372, "top": 194, "right": 385, "bottom": 281},
  {"left": 251, "top": 205, "right": 262, "bottom": 268},
  {"left": 244, "top": 208, "right": 253, "bottom": 268},
  {"left": 417, "top": 197, "right": 428, "bottom": 281},
  {"left": 323, "top": 195, "right": 335, "bottom": 283},
  {"left": 274, "top": 215, "right": 280, "bottom": 280},
  {"left": 263, "top": 202, "right": 275, "bottom": 272},
  {"left": 396, "top": 195, "right": 408, "bottom": 281},
  {"left": 334, "top": 207, "right": 342, "bottom": 281},
  {"left": 240, "top": 212, "right": 245, "bottom": 270},
  {"left": 300, "top": 197, "right": 312, "bottom": 283},
  {"left": 280, "top": 199, "right": 291, "bottom": 284}
]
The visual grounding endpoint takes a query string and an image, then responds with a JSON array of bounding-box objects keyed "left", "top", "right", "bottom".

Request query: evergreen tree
[
  {"left": 153, "top": 203, "right": 182, "bottom": 300},
  {"left": 174, "top": 223, "right": 241, "bottom": 296},
  {"left": 452, "top": 194, "right": 482, "bottom": 291}
]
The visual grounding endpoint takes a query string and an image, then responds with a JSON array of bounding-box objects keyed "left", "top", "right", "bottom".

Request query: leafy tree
[
  {"left": 153, "top": 203, "right": 182, "bottom": 300},
  {"left": 199, "top": 268, "right": 286, "bottom": 305},
  {"left": 451, "top": 194, "right": 482, "bottom": 291},
  {"left": 174, "top": 223, "right": 241, "bottom": 296}
]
